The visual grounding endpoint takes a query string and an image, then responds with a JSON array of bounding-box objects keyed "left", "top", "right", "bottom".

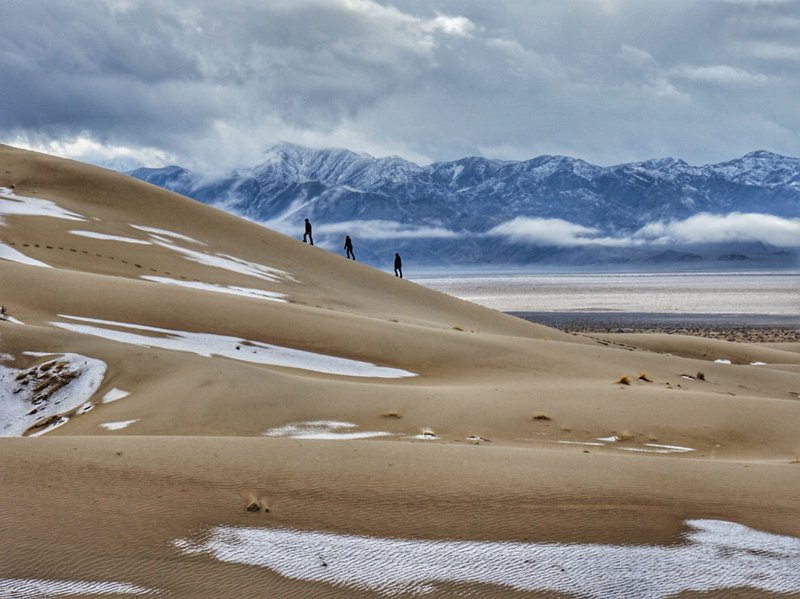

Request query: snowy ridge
[{"left": 130, "top": 145, "right": 800, "bottom": 267}]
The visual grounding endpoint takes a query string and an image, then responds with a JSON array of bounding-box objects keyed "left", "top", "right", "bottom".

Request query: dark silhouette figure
[
  {"left": 303, "top": 218, "right": 314, "bottom": 245},
  {"left": 344, "top": 235, "right": 355, "bottom": 260},
  {"left": 394, "top": 253, "right": 403, "bottom": 278}
]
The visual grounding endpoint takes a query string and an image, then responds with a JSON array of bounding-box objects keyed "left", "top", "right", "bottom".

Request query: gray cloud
[{"left": 1, "top": 0, "right": 800, "bottom": 170}]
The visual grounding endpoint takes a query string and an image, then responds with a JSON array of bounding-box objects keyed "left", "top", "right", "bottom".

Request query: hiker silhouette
[
  {"left": 394, "top": 253, "right": 402, "bottom": 278},
  {"left": 344, "top": 235, "right": 355, "bottom": 260},
  {"left": 303, "top": 218, "right": 313, "bottom": 245}
]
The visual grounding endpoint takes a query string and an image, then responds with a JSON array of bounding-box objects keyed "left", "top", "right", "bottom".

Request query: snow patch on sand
[
  {"left": 142, "top": 276, "right": 286, "bottom": 302},
  {"left": 100, "top": 419, "right": 138, "bottom": 431},
  {"left": 0, "top": 241, "right": 51, "bottom": 268},
  {"left": 265, "top": 420, "right": 393, "bottom": 440},
  {"left": 28, "top": 415, "right": 70, "bottom": 437},
  {"left": 0, "top": 577, "right": 155, "bottom": 597},
  {"left": 152, "top": 239, "right": 295, "bottom": 283},
  {"left": 0, "top": 187, "right": 85, "bottom": 222},
  {"left": 174, "top": 519, "right": 800, "bottom": 598},
  {"left": 102, "top": 387, "right": 130, "bottom": 403},
  {"left": 52, "top": 315, "right": 415, "bottom": 379},
  {"left": 750, "top": 361, "right": 767, "bottom": 366},
  {"left": 412, "top": 429, "right": 440, "bottom": 440},
  {"left": 0, "top": 353, "right": 106, "bottom": 436},
  {"left": 69, "top": 230, "right": 151, "bottom": 244},
  {"left": 714, "top": 359, "right": 732, "bottom": 364},
  {"left": 131, "top": 224, "right": 205, "bottom": 245}
]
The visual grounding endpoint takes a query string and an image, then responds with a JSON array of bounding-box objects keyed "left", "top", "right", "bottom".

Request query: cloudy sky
[{"left": 2, "top": 0, "right": 800, "bottom": 171}]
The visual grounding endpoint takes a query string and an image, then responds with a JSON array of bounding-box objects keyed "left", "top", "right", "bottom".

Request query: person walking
[
  {"left": 303, "top": 218, "right": 314, "bottom": 245},
  {"left": 344, "top": 235, "right": 355, "bottom": 260},
  {"left": 394, "top": 252, "right": 403, "bottom": 278}
]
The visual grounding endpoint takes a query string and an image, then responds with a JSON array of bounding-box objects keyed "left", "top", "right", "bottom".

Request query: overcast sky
[{"left": 2, "top": 0, "right": 800, "bottom": 170}]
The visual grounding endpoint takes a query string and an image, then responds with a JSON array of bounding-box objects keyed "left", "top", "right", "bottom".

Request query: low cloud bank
[
  {"left": 634, "top": 212, "right": 800, "bottom": 247},
  {"left": 487, "top": 213, "right": 800, "bottom": 247},
  {"left": 316, "top": 220, "right": 458, "bottom": 240}
]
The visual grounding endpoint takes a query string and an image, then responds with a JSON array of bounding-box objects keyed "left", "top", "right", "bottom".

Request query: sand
[{"left": 1, "top": 144, "right": 799, "bottom": 598}]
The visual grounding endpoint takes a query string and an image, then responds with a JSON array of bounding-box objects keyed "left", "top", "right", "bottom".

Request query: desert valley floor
[{"left": 1, "top": 144, "right": 799, "bottom": 598}]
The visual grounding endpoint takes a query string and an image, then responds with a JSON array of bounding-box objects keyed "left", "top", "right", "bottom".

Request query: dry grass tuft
[
  {"left": 531, "top": 413, "right": 551, "bottom": 421},
  {"left": 616, "top": 376, "right": 631, "bottom": 386},
  {"left": 638, "top": 372, "right": 653, "bottom": 382},
  {"left": 696, "top": 371, "right": 706, "bottom": 381},
  {"left": 382, "top": 412, "right": 402, "bottom": 419},
  {"left": 452, "top": 326, "right": 464, "bottom": 332},
  {"left": 617, "top": 430, "right": 635, "bottom": 442}
]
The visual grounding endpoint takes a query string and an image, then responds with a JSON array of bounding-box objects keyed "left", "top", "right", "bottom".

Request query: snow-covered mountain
[{"left": 129, "top": 144, "right": 800, "bottom": 269}]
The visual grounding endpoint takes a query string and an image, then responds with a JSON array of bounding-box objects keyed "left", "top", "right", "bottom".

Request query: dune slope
[{"left": 1, "top": 144, "right": 799, "bottom": 598}]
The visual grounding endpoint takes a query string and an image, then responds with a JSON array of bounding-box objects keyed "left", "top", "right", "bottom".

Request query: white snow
[
  {"left": 76, "top": 401, "right": 94, "bottom": 415},
  {"left": 68, "top": 230, "right": 151, "bottom": 244},
  {"left": 714, "top": 359, "right": 732, "bottom": 364},
  {"left": 174, "top": 519, "right": 800, "bottom": 598},
  {"left": 264, "top": 420, "right": 393, "bottom": 440},
  {"left": 102, "top": 387, "right": 130, "bottom": 404},
  {"left": 152, "top": 239, "right": 296, "bottom": 283},
  {"left": 4, "top": 315, "right": 24, "bottom": 324},
  {"left": 0, "top": 577, "right": 155, "bottom": 597},
  {"left": 0, "top": 241, "right": 51, "bottom": 268},
  {"left": 412, "top": 429, "right": 440, "bottom": 440},
  {"left": 0, "top": 187, "right": 85, "bottom": 222},
  {"left": 750, "top": 361, "right": 767, "bottom": 366},
  {"left": 0, "top": 353, "right": 107, "bottom": 436},
  {"left": 597, "top": 435, "right": 620, "bottom": 442},
  {"left": 52, "top": 315, "right": 416, "bottom": 379},
  {"left": 0, "top": 353, "right": 13, "bottom": 362},
  {"left": 645, "top": 443, "right": 695, "bottom": 452},
  {"left": 130, "top": 224, "right": 206, "bottom": 245},
  {"left": 100, "top": 419, "right": 139, "bottom": 431},
  {"left": 142, "top": 276, "right": 286, "bottom": 302}
]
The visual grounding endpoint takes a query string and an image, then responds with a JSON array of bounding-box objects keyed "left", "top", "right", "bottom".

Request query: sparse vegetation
[
  {"left": 452, "top": 326, "right": 464, "bottom": 332},
  {"left": 696, "top": 371, "right": 706, "bottom": 381},
  {"left": 617, "top": 430, "right": 635, "bottom": 442},
  {"left": 638, "top": 372, "right": 653, "bottom": 382},
  {"left": 531, "top": 413, "right": 551, "bottom": 421},
  {"left": 616, "top": 375, "right": 631, "bottom": 385},
  {"left": 382, "top": 412, "right": 402, "bottom": 419}
]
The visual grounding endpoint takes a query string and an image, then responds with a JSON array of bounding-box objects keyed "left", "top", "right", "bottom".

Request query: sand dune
[{"left": 1, "top": 144, "right": 799, "bottom": 597}]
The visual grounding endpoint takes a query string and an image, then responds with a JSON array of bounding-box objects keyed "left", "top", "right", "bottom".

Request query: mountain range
[{"left": 129, "top": 144, "right": 800, "bottom": 269}]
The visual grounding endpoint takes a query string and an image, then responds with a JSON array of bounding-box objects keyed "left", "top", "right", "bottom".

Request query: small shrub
[
  {"left": 638, "top": 373, "right": 653, "bottom": 382},
  {"left": 382, "top": 412, "right": 402, "bottom": 419},
  {"left": 696, "top": 371, "right": 706, "bottom": 381},
  {"left": 616, "top": 376, "right": 631, "bottom": 386},
  {"left": 531, "top": 413, "right": 551, "bottom": 421}
]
